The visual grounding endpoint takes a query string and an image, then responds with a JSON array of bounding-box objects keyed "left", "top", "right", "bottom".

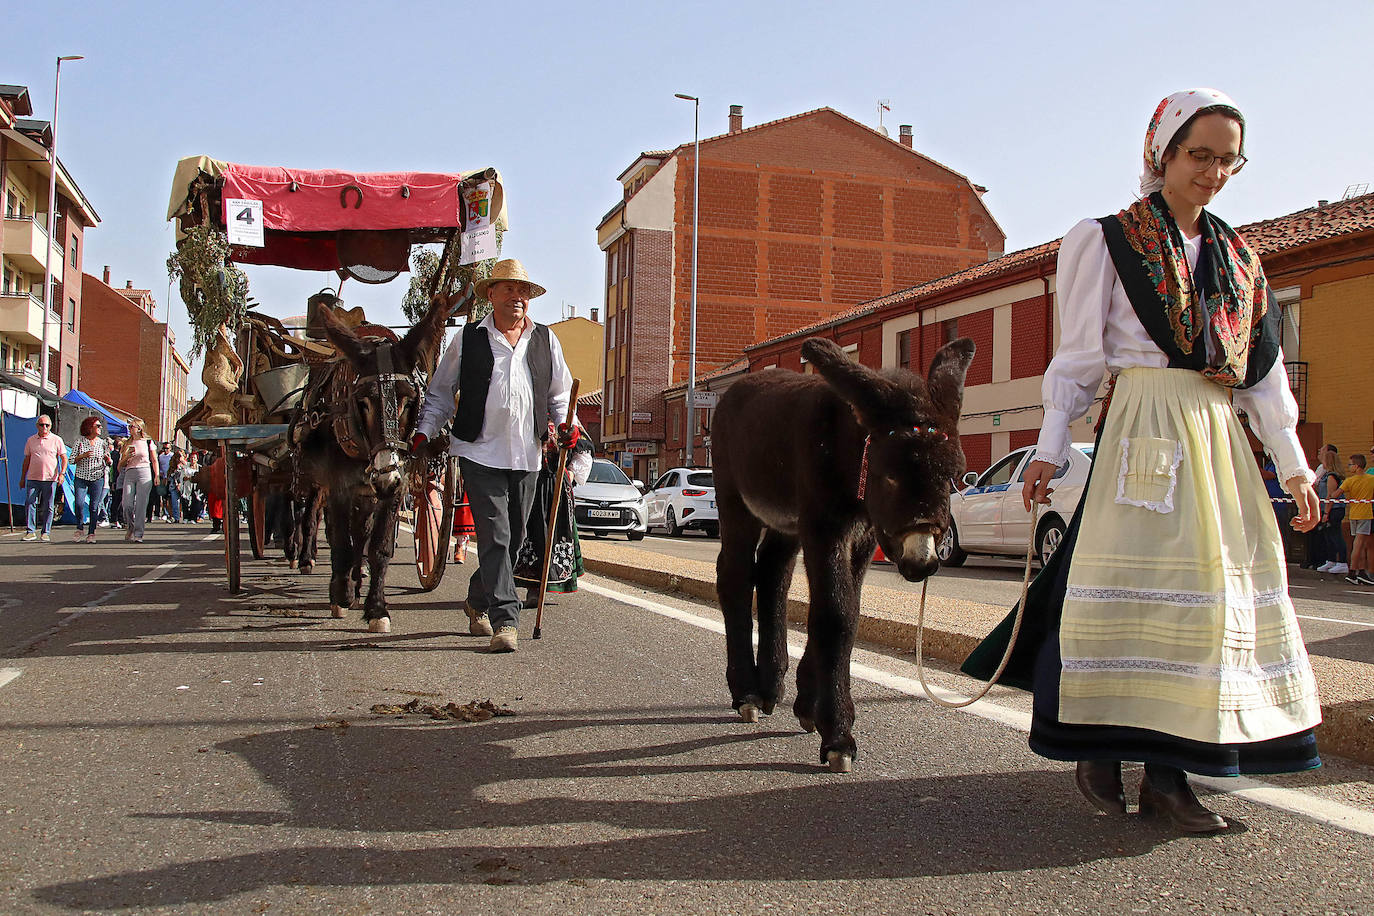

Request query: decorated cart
[{"left": 166, "top": 156, "right": 503, "bottom": 594}]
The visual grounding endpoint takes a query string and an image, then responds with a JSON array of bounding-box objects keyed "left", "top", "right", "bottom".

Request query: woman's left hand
[{"left": 1285, "top": 476, "right": 1320, "bottom": 533}]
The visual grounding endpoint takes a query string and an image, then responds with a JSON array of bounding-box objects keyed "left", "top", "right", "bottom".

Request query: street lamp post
[
  {"left": 674, "top": 92, "right": 700, "bottom": 467},
  {"left": 40, "top": 54, "right": 83, "bottom": 395}
]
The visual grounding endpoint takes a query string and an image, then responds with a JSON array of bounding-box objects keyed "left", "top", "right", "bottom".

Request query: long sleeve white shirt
[
  {"left": 1037, "top": 218, "right": 1312, "bottom": 485},
  {"left": 416, "top": 313, "right": 574, "bottom": 472}
]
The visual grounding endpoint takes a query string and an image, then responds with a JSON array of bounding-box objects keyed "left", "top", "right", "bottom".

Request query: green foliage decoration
[
  {"left": 400, "top": 227, "right": 503, "bottom": 325},
  {"left": 166, "top": 225, "right": 252, "bottom": 359}
]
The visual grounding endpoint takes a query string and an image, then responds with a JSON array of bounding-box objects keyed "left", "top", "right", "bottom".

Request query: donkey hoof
[
  {"left": 739, "top": 703, "right": 761, "bottom": 724},
  {"left": 299, "top": 562, "right": 313, "bottom": 575},
  {"left": 287, "top": 559, "right": 297, "bottom": 569},
  {"left": 367, "top": 617, "right": 391, "bottom": 634},
  {"left": 798, "top": 716, "right": 816, "bottom": 734},
  {"left": 826, "top": 751, "right": 854, "bottom": 774}
]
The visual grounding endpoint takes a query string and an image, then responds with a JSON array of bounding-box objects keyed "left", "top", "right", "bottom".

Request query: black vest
[{"left": 453, "top": 322, "right": 553, "bottom": 443}]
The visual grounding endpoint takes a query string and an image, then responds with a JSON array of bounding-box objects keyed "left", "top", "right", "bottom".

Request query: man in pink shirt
[{"left": 21, "top": 415, "right": 68, "bottom": 542}]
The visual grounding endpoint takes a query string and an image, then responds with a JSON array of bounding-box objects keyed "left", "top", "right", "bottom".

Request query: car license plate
[{"left": 588, "top": 509, "right": 619, "bottom": 519}]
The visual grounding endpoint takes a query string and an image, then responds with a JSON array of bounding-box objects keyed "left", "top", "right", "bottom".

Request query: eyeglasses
[
  {"left": 37, "top": 422, "right": 51, "bottom": 428},
  {"left": 1180, "top": 147, "right": 1247, "bottom": 174}
]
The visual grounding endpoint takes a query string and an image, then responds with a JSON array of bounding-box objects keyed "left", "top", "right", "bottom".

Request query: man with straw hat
[{"left": 413, "top": 258, "right": 577, "bottom": 652}]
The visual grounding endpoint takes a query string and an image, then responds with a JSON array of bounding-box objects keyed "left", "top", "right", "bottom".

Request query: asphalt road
[
  {"left": 2, "top": 523, "right": 1373, "bottom": 914},
  {"left": 605, "top": 529, "right": 1374, "bottom": 665}
]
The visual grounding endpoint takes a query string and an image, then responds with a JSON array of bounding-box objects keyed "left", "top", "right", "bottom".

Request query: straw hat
[{"left": 475, "top": 258, "right": 546, "bottom": 300}]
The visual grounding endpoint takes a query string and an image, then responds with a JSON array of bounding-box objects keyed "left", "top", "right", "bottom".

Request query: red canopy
[
  {"left": 167, "top": 156, "right": 505, "bottom": 272},
  {"left": 219, "top": 163, "right": 465, "bottom": 233}
]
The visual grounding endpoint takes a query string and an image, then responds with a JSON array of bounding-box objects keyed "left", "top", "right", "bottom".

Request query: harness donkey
[{"left": 292, "top": 299, "right": 447, "bottom": 632}]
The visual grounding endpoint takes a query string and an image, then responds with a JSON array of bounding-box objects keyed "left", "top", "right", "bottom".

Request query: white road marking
[
  {"left": 1298, "top": 613, "right": 1374, "bottom": 628},
  {"left": 0, "top": 668, "right": 22, "bottom": 689},
  {"left": 5, "top": 558, "right": 186, "bottom": 655},
  {"left": 581, "top": 579, "right": 1374, "bottom": 839}
]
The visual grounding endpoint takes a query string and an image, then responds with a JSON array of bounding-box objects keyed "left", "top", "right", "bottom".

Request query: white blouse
[
  {"left": 417, "top": 313, "right": 574, "bottom": 472},
  {"left": 1036, "top": 218, "right": 1312, "bottom": 485}
]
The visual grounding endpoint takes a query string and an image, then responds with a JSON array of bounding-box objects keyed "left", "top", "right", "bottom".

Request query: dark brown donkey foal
[{"left": 712, "top": 336, "right": 975, "bottom": 771}]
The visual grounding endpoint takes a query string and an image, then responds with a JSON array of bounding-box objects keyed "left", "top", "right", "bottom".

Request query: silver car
[
  {"left": 573, "top": 459, "right": 649, "bottom": 540},
  {"left": 940, "top": 443, "right": 1095, "bottom": 568}
]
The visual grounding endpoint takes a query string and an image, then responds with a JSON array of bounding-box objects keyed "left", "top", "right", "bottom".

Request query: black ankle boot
[
  {"left": 1075, "top": 760, "right": 1126, "bottom": 815},
  {"left": 1139, "top": 765, "right": 1227, "bottom": 833}
]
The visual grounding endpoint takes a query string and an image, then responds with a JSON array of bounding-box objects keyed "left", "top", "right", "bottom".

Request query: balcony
[
  {"left": 2, "top": 216, "right": 65, "bottom": 275},
  {"left": 0, "top": 290, "right": 57, "bottom": 346}
]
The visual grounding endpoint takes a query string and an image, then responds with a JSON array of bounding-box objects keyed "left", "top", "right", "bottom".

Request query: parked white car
[
  {"left": 573, "top": 459, "right": 648, "bottom": 540},
  {"left": 646, "top": 467, "right": 719, "bottom": 537},
  {"left": 940, "top": 443, "right": 1095, "bottom": 568}
]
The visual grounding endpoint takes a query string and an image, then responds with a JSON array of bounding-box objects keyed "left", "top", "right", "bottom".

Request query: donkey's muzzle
[
  {"left": 367, "top": 448, "right": 405, "bottom": 495},
  {"left": 892, "top": 524, "right": 940, "bottom": 582}
]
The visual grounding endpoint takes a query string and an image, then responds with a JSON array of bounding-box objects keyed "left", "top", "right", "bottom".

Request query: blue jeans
[
  {"left": 74, "top": 475, "right": 107, "bottom": 536},
  {"left": 24, "top": 480, "right": 58, "bottom": 535},
  {"left": 168, "top": 484, "right": 183, "bottom": 522}
]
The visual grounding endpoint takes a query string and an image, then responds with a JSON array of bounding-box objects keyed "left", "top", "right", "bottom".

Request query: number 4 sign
[{"left": 224, "top": 198, "right": 265, "bottom": 247}]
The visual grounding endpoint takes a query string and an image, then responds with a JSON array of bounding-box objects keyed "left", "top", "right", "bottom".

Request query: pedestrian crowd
[{"left": 18, "top": 412, "right": 213, "bottom": 544}]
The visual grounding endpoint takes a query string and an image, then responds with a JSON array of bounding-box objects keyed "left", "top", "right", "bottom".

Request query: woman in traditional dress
[
  {"left": 513, "top": 422, "right": 593, "bottom": 605},
  {"left": 964, "top": 89, "right": 1320, "bottom": 834}
]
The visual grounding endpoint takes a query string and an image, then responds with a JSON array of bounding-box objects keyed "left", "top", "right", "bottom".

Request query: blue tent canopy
[{"left": 60, "top": 389, "right": 130, "bottom": 437}]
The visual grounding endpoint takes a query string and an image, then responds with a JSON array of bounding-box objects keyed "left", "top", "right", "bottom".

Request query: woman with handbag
[
  {"left": 119, "top": 422, "right": 159, "bottom": 544},
  {"left": 71, "top": 416, "right": 113, "bottom": 543}
]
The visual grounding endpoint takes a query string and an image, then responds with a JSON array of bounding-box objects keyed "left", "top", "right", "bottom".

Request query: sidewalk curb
[{"left": 582, "top": 553, "right": 1374, "bottom": 768}]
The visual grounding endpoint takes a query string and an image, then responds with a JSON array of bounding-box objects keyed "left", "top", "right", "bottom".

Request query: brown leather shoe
[
  {"left": 1075, "top": 760, "right": 1126, "bottom": 815},
  {"left": 1138, "top": 776, "right": 1227, "bottom": 833},
  {"left": 464, "top": 601, "right": 494, "bottom": 637}
]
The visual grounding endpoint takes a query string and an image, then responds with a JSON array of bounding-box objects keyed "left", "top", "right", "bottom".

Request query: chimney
[
  {"left": 1317, "top": 199, "right": 1329, "bottom": 208},
  {"left": 103, "top": 266, "right": 111, "bottom": 284},
  {"left": 729, "top": 104, "right": 743, "bottom": 134},
  {"left": 899, "top": 125, "right": 913, "bottom": 148},
  {"left": 590, "top": 307, "right": 600, "bottom": 323},
  {"left": 126, "top": 280, "right": 133, "bottom": 289}
]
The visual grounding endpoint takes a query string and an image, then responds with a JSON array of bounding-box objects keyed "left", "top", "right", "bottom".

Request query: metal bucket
[{"left": 253, "top": 363, "right": 309, "bottom": 415}]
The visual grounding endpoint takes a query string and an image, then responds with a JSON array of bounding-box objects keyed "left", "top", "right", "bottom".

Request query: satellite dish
[{"left": 878, "top": 126, "right": 890, "bottom": 137}]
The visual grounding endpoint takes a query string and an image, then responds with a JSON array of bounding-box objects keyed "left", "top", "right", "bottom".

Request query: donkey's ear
[
  {"left": 927, "top": 337, "right": 976, "bottom": 421},
  {"left": 399, "top": 293, "right": 450, "bottom": 375},
  {"left": 317, "top": 304, "right": 368, "bottom": 365},
  {"left": 801, "top": 337, "right": 903, "bottom": 429}
]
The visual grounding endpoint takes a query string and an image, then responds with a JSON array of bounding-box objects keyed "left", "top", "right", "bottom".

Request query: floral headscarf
[{"left": 1139, "top": 88, "right": 1243, "bottom": 196}]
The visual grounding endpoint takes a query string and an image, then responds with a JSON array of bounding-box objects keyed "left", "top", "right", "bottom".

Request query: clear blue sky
[{"left": 17, "top": 1, "right": 1373, "bottom": 396}]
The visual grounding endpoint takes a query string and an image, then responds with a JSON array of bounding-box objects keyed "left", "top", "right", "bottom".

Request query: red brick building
[
  {"left": 596, "top": 105, "right": 1006, "bottom": 482},
  {"left": 79, "top": 268, "right": 190, "bottom": 442}
]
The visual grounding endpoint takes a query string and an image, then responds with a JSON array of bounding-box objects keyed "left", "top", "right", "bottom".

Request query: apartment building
[{"left": 596, "top": 105, "right": 1005, "bottom": 481}]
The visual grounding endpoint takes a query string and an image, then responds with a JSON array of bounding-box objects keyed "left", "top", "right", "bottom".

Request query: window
[
  {"left": 67, "top": 298, "right": 76, "bottom": 331},
  {"left": 1, "top": 343, "right": 9, "bottom": 368},
  {"left": 63, "top": 364, "right": 73, "bottom": 393},
  {"left": 70, "top": 236, "right": 79, "bottom": 268},
  {"left": 608, "top": 250, "right": 618, "bottom": 283},
  {"left": 942, "top": 317, "right": 958, "bottom": 344},
  {"left": 4, "top": 191, "right": 14, "bottom": 218},
  {"left": 977, "top": 450, "right": 1026, "bottom": 489},
  {"left": 671, "top": 405, "right": 682, "bottom": 441},
  {"left": 898, "top": 329, "right": 913, "bottom": 370}
]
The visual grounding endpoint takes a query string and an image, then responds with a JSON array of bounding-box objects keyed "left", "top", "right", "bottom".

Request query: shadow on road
[{"left": 33, "top": 711, "right": 1178, "bottom": 909}]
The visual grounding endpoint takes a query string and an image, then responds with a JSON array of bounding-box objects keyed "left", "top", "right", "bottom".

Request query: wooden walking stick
[{"left": 533, "top": 378, "right": 580, "bottom": 640}]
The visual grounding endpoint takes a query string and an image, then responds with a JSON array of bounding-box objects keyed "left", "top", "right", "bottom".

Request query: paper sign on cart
[
  {"left": 225, "top": 198, "right": 265, "bottom": 247},
  {"left": 459, "top": 180, "right": 497, "bottom": 265}
]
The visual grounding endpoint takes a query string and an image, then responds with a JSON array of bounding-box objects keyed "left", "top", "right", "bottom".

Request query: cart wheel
[
  {"left": 248, "top": 487, "right": 267, "bottom": 560},
  {"left": 414, "top": 455, "right": 457, "bottom": 591}
]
